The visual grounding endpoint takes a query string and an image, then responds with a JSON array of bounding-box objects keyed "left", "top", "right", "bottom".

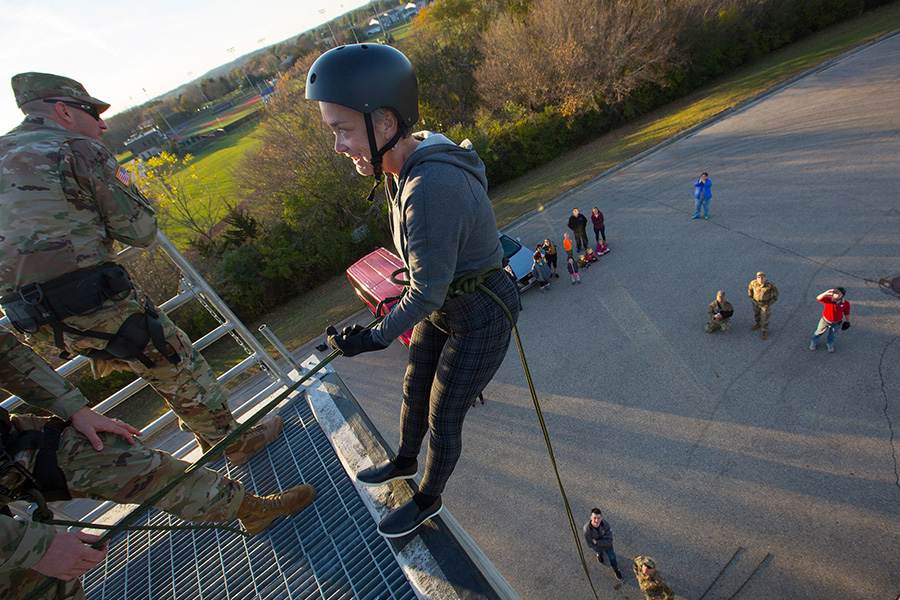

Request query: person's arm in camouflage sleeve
[
  {"left": 0, "top": 329, "right": 86, "bottom": 419},
  {"left": 770, "top": 284, "right": 779, "bottom": 304},
  {"left": 1, "top": 513, "right": 108, "bottom": 579},
  {"left": 65, "top": 139, "right": 158, "bottom": 249},
  {"left": 0, "top": 514, "right": 56, "bottom": 574},
  {"left": 0, "top": 331, "right": 139, "bottom": 448}
]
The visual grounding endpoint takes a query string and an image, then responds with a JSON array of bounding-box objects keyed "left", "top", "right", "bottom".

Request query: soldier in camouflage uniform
[
  {"left": 0, "top": 72, "right": 280, "bottom": 465},
  {"left": 632, "top": 556, "right": 675, "bottom": 600},
  {"left": 704, "top": 290, "right": 734, "bottom": 333},
  {"left": 0, "top": 330, "right": 316, "bottom": 600},
  {"left": 748, "top": 271, "right": 779, "bottom": 340}
]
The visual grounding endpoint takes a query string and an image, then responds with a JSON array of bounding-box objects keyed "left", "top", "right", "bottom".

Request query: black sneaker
[
  {"left": 378, "top": 495, "right": 443, "bottom": 538},
  {"left": 356, "top": 459, "right": 418, "bottom": 487},
  {"left": 614, "top": 569, "right": 624, "bottom": 580},
  {"left": 597, "top": 553, "right": 605, "bottom": 565}
]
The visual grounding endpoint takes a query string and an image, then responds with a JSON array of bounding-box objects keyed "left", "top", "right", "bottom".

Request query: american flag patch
[{"left": 115, "top": 167, "right": 131, "bottom": 186}]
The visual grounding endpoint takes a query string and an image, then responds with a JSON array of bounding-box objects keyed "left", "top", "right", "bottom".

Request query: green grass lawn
[
  {"left": 158, "top": 122, "right": 262, "bottom": 244},
  {"left": 110, "top": 3, "right": 900, "bottom": 426}
]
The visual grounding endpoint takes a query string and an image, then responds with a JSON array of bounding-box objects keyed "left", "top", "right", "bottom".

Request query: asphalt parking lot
[{"left": 329, "top": 30, "right": 900, "bottom": 600}]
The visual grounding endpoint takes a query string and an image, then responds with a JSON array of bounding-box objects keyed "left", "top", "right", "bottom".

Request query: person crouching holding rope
[{"left": 307, "top": 44, "right": 520, "bottom": 538}]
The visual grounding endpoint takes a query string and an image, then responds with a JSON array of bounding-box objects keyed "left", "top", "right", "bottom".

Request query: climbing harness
[{"left": 0, "top": 263, "right": 180, "bottom": 368}]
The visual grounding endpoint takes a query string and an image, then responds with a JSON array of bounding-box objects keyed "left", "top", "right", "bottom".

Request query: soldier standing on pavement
[
  {"left": 748, "top": 271, "right": 778, "bottom": 340},
  {"left": 0, "top": 73, "right": 280, "bottom": 465},
  {"left": 705, "top": 290, "right": 734, "bottom": 333},
  {"left": 0, "top": 330, "right": 315, "bottom": 600},
  {"left": 633, "top": 556, "right": 675, "bottom": 600}
]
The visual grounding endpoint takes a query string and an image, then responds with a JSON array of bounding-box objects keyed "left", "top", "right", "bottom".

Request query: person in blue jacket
[{"left": 692, "top": 172, "right": 712, "bottom": 219}]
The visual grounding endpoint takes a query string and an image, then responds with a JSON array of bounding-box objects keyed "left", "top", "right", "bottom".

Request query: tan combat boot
[
  {"left": 237, "top": 484, "right": 317, "bottom": 535},
  {"left": 225, "top": 415, "right": 284, "bottom": 466},
  {"left": 197, "top": 415, "right": 285, "bottom": 466}
]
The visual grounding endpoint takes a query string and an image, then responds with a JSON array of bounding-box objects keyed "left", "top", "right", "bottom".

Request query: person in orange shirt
[{"left": 563, "top": 232, "right": 574, "bottom": 260}]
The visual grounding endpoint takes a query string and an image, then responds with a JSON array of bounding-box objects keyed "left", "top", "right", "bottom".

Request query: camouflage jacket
[
  {"left": 0, "top": 116, "right": 157, "bottom": 296},
  {"left": 748, "top": 280, "right": 779, "bottom": 307},
  {"left": 0, "top": 329, "right": 87, "bottom": 572},
  {"left": 707, "top": 299, "right": 734, "bottom": 319},
  {"left": 633, "top": 568, "right": 675, "bottom": 600}
]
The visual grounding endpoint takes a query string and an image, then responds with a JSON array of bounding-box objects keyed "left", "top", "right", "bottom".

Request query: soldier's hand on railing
[{"left": 70, "top": 406, "right": 142, "bottom": 451}]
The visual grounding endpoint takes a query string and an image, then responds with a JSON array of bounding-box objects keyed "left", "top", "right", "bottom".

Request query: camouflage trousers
[
  {"left": 0, "top": 414, "right": 244, "bottom": 600},
  {"left": 751, "top": 300, "right": 772, "bottom": 331},
  {"left": 26, "top": 288, "right": 235, "bottom": 445},
  {"left": 704, "top": 317, "right": 731, "bottom": 333}
]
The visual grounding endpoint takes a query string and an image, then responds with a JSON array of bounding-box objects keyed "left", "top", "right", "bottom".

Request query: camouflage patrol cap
[
  {"left": 635, "top": 556, "right": 657, "bottom": 569},
  {"left": 11, "top": 72, "right": 110, "bottom": 113}
]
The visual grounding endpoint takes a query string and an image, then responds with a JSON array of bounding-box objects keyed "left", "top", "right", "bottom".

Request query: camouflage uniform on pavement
[
  {"left": 705, "top": 297, "right": 734, "bottom": 333},
  {"left": 748, "top": 273, "right": 779, "bottom": 333},
  {"left": 633, "top": 556, "right": 675, "bottom": 600},
  {"left": 0, "top": 330, "right": 243, "bottom": 600},
  {"left": 0, "top": 73, "right": 236, "bottom": 446}
]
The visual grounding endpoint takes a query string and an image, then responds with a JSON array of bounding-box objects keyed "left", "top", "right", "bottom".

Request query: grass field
[
  {"left": 178, "top": 95, "right": 265, "bottom": 138},
  {"left": 111, "top": 4, "right": 900, "bottom": 426},
  {"left": 158, "top": 122, "right": 262, "bottom": 244}
]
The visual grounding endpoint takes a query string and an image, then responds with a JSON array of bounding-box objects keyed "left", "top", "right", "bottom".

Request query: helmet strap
[{"left": 363, "top": 111, "right": 406, "bottom": 203}]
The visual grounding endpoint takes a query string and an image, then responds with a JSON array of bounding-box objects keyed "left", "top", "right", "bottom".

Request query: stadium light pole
[
  {"left": 369, "top": 4, "right": 387, "bottom": 41},
  {"left": 188, "top": 71, "right": 222, "bottom": 126},
  {"left": 226, "top": 46, "right": 266, "bottom": 102},
  {"left": 319, "top": 8, "right": 338, "bottom": 46},
  {"left": 142, "top": 87, "right": 178, "bottom": 140},
  {"left": 341, "top": 5, "right": 360, "bottom": 43}
]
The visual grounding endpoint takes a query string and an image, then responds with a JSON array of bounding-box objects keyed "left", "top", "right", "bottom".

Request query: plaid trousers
[{"left": 398, "top": 270, "right": 519, "bottom": 496}]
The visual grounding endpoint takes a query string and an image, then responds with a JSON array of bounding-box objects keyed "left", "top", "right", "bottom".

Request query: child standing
[
  {"left": 567, "top": 256, "right": 581, "bottom": 285},
  {"left": 532, "top": 252, "right": 552, "bottom": 291},
  {"left": 563, "top": 233, "right": 574, "bottom": 260}
]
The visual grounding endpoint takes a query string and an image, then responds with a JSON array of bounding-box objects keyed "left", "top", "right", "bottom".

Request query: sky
[{"left": 0, "top": 0, "right": 372, "bottom": 133}]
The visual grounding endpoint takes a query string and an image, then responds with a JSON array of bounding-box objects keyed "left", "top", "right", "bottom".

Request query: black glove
[
  {"left": 326, "top": 324, "right": 389, "bottom": 357},
  {"left": 841, "top": 321, "right": 851, "bottom": 331}
]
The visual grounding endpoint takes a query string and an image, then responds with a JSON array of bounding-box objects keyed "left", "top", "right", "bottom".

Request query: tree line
[{"left": 129, "top": 0, "right": 885, "bottom": 339}]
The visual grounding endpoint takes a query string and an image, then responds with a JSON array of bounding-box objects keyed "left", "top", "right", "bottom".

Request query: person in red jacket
[{"left": 809, "top": 287, "right": 851, "bottom": 353}]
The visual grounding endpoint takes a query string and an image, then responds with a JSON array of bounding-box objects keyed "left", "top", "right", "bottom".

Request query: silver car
[{"left": 499, "top": 232, "right": 535, "bottom": 291}]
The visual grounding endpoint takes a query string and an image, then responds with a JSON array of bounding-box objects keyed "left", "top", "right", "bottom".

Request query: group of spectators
[
  {"left": 529, "top": 207, "right": 611, "bottom": 291},
  {"left": 705, "top": 270, "right": 851, "bottom": 352}
]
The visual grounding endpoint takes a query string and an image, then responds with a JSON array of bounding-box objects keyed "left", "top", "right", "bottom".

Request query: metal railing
[{"left": 1, "top": 231, "right": 299, "bottom": 435}]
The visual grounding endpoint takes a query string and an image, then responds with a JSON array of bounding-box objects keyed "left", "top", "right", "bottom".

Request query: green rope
[
  {"left": 23, "top": 321, "right": 377, "bottom": 600},
  {"left": 476, "top": 282, "right": 601, "bottom": 600}
]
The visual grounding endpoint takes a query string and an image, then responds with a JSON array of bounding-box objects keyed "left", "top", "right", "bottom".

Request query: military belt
[
  {"left": 0, "top": 263, "right": 179, "bottom": 368},
  {"left": 0, "top": 263, "right": 133, "bottom": 334}
]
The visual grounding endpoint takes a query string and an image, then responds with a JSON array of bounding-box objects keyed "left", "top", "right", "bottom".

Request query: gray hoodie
[{"left": 372, "top": 132, "right": 503, "bottom": 346}]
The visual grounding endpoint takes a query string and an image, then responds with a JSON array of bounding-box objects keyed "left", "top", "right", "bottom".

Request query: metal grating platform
[{"left": 81, "top": 394, "right": 418, "bottom": 600}]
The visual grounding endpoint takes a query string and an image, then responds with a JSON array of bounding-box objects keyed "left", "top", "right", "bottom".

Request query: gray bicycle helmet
[{"left": 306, "top": 44, "right": 418, "bottom": 195}]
